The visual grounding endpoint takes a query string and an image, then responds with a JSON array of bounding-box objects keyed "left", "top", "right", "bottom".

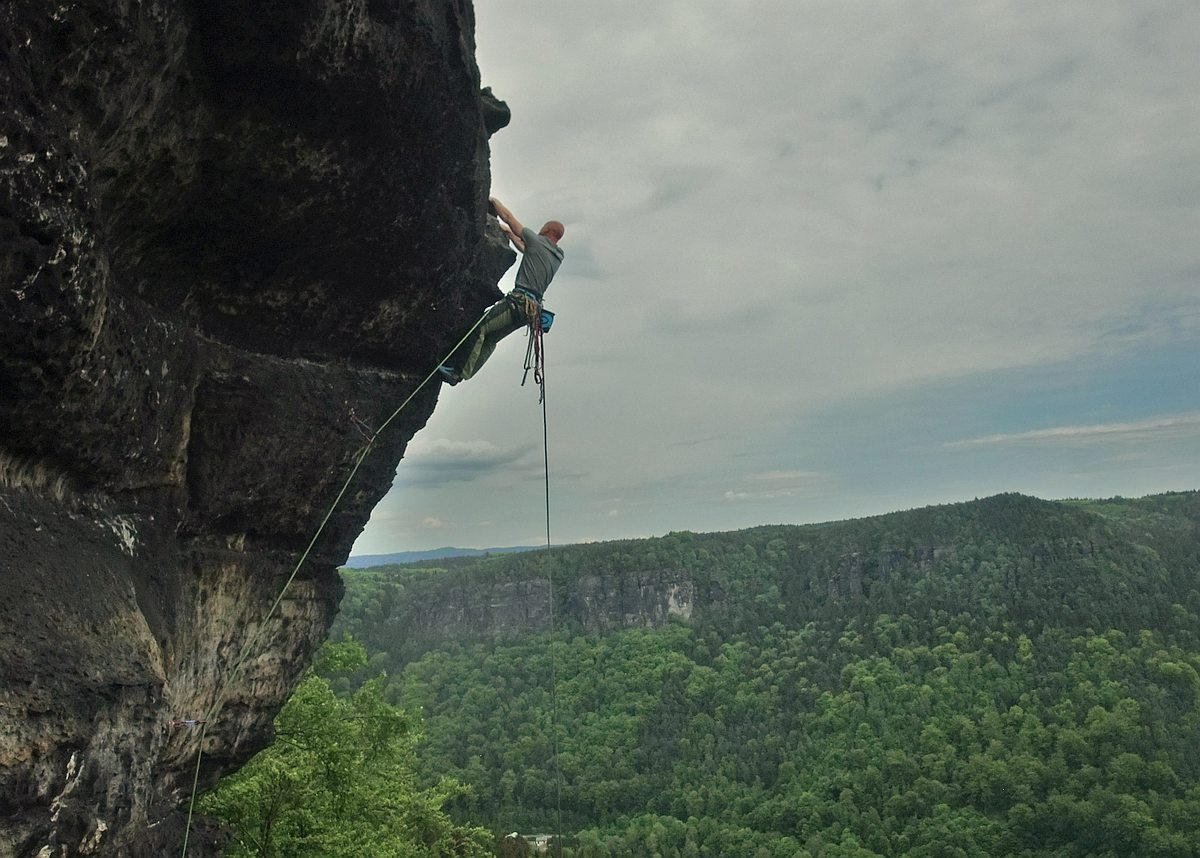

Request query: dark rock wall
[{"left": 1, "top": 1, "right": 511, "bottom": 854}]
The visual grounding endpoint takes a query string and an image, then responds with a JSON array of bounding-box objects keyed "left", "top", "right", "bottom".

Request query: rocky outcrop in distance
[
  {"left": 0, "top": 1, "right": 511, "bottom": 854},
  {"left": 393, "top": 570, "right": 703, "bottom": 641},
  {"left": 825, "top": 547, "right": 948, "bottom": 600}
]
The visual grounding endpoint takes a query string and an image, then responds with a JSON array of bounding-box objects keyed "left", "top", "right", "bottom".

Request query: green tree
[{"left": 201, "top": 640, "right": 490, "bottom": 857}]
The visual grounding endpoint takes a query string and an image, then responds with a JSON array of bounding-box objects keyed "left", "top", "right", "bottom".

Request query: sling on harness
[{"left": 516, "top": 286, "right": 553, "bottom": 401}]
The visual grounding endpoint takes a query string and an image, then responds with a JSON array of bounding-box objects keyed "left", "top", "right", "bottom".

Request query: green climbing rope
[{"left": 179, "top": 308, "right": 490, "bottom": 857}]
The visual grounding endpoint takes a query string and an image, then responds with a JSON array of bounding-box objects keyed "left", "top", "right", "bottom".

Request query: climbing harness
[
  {"left": 511, "top": 286, "right": 555, "bottom": 332},
  {"left": 511, "top": 285, "right": 542, "bottom": 306},
  {"left": 179, "top": 306, "right": 493, "bottom": 858}
]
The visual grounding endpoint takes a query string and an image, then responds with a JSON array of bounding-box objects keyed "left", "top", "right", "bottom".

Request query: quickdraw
[{"left": 346, "top": 404, "right": 376, "bottom": 442}]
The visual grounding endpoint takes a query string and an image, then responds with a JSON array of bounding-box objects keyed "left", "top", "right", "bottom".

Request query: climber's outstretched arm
[
  {"left": 500, "top": 223, "right": 526, "bottom": 252},
  {"left": 489, "top": 196, "right": 525, "bottom": 249}
]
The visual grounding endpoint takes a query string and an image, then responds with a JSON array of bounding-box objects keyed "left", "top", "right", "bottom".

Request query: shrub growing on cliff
[{"left": 200, "top": 639, "right": 490, "bottom": 857}]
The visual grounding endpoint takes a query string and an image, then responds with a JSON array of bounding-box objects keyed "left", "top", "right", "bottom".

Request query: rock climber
[{"left": 438, "top": 197, "right": 564, "bottom": 385}]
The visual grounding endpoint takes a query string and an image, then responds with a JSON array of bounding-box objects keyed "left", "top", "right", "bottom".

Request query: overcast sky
[{"left": 353, "top": 0, "right": 1200, "bottom": 555}]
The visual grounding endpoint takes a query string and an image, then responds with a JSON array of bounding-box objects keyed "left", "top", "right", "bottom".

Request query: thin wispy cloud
[
  {"left": 752, "top": 470, "right": 828, "bottom": 483},
  {"left": 724, "top": 471, "right": 831, "bottom": 502},
  {"left": 724, "top": 489, "right": 798, "bottom": 503},
  {"left": 944, "top": 413, "right": 1200, "bottom": 450}
]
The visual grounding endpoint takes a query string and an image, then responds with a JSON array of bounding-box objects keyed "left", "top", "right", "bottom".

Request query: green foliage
[
  {"left": 328, "top": 492, "right": 1200, "bottom": 855},
  {"left": 200, "top": 639, "right": 491, "bottom": 857}
]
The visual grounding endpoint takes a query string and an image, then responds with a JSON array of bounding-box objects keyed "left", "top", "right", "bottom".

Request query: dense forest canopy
[{"left": 210, "top": 492, "right": 1200, "bottom": 856}]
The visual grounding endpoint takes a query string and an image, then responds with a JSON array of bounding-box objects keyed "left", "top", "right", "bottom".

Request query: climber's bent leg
[{"left": 454, "top": 298, "right": 526, "bottom": 381}]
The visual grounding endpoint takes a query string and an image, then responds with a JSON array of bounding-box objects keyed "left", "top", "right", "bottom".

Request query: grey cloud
[
  {"left": 354, "top": 1, "right": 1200, "bottom": 554},
  {"left": 399, "top": 440, "right": 537, "bottom": 485},
  {"left": 556, "top": 239, "right": 605, "bottom": 280},
  {"left": 646, "top": 167, "right": 719, "bottom": 211},
  {"left": 669, "top": 433, "right": 729, "bottom": 449}
]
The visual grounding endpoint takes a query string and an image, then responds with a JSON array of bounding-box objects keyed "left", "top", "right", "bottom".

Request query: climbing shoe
[{"left": 437, "top": 365, "right": 461, "bottom": 386}]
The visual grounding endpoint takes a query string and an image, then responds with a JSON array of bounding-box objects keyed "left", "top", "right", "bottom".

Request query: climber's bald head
[{"left": 540, "top": 221, "right": 565, "bottom": 244}]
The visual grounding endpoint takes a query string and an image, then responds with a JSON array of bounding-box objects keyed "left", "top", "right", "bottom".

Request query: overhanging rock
[{"left": 0, "top": 1, "right": 513, "bottom": 854}]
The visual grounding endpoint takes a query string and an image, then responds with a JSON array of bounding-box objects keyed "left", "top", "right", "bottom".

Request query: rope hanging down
[
  {"left": 517, "top": 294, "right": 563, "bottom": 852},
  {"left": 539, "top": 363, "right": 565, "bottom": 856},
  {"left": 179, "top": 307, "right": 492, "bottom": 857}
]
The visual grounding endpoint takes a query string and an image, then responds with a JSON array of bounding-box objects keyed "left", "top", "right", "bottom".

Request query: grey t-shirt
[{"left": 515, "top": 226, "right": 564, "bottom": 298}]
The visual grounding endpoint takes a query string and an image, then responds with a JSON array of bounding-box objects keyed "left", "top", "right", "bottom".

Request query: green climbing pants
[{"left": 451, "top": 295, "right": 529, "bottom": 380}]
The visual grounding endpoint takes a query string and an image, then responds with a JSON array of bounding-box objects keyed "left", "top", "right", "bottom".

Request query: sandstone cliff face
[
  {"left": 0, "top": 1, "right": 510, "bottom": 854},
  {"left": 391, "top": 571, "right": 701, "bottom": 642}
]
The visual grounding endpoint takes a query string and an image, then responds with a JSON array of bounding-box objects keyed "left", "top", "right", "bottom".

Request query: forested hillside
[{"left": 245, "top": 493, "right": 1200, "bottom": 855}]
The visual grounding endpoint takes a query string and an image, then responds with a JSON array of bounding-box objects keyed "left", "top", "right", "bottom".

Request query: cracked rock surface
[{"left": 0, "top": 1, "right": 511, "bottom": 854}]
